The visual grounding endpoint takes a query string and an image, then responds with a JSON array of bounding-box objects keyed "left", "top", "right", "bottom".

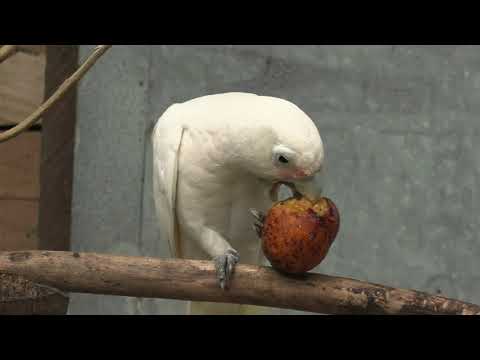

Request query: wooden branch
[
  {"left": 0, "top": 45, "right": 43, "bottom": 63},
  {"left": 0, "top": 251, "right": 478, "bottom": 315},
  {"left": 0, "top": 45, "right": 17, "bottom": 64},
  {"left": 0, "top": 45, "right": 111, "bottom": 144}
]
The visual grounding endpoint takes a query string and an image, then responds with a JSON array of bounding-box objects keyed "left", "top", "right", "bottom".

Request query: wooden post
[{"left": 38, "top": 45, "right": 79, "bottom": 252}]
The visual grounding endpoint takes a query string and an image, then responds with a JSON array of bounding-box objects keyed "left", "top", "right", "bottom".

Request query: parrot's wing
[{"left": 152, "top": 120, "right": 185, "bottom": 258}]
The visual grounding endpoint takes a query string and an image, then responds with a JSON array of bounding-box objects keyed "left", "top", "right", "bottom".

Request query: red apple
[{"left": 261, "top": 194, "right": 340, "bottom": 274}]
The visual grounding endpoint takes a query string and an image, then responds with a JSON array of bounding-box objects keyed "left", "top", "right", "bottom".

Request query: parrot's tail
[{"left": 187, "top": 301, "right": 271, "bottom": 315}]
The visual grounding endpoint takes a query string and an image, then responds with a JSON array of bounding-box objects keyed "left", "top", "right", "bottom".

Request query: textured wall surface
[{"left": 70, "top": 45, "right": 480, "bottom": 314}]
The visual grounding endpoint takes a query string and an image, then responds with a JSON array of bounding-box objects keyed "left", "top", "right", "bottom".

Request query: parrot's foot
[
  {"left": 249, "top": 208, "right": 265, "bottom": 238},
  {"left": 213, "top": 249, "right": 240, "bottom": 290}
]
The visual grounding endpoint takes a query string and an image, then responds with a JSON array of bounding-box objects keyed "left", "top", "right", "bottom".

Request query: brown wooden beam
[{"left": 38, "top": 46, "right": 79, "bottom": 252}]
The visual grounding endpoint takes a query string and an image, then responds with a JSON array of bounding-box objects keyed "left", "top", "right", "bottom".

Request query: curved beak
[
  {"left": 269, "top": 174, "right": 322, "bottom": 202},
  {"left": 292, "top": 176, "right": 321, "bottom": 200}
]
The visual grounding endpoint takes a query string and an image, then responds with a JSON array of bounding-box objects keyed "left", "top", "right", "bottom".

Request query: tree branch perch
[{"left": 0, "top": 250, "right": 478, "bottom": 315}]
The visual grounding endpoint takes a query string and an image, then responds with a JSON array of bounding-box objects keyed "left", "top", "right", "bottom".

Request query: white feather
[{"left": 151, "top": 105, "right": 185, "bottom": 258}]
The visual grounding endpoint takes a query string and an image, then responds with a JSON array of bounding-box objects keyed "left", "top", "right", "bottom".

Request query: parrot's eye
[
  {"left": 278, "top": 155, "right": 289, "bottom": 164},
  {"left": 272, "top": 145, "right": 295, "bottom": 167}
]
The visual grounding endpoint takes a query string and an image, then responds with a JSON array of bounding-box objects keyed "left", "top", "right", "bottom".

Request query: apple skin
[{"left": 261, "top": 196, "right": 340, "bottom": 274}]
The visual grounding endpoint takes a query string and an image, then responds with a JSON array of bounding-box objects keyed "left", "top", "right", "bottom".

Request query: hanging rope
[{"left": 0, "top": 45, "right": 112, "bottom": 144}]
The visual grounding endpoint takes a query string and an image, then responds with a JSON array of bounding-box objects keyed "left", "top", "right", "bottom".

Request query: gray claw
[
  {"left": 249, "top": 208, "right": 265, "bottom": 222},
  {"left": 252, "top": 223, "right": 263, "bottom": 238},
  {"left": 214, "top": 249, "right": 239, "bottom": 290},
  {"left": 250, "top": 208, "right": 265, "bottom": 238}
]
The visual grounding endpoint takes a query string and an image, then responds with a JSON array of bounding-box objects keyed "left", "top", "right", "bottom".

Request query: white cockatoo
[{"left": 152, "top": 92, "right": 325, "bottom": 314}]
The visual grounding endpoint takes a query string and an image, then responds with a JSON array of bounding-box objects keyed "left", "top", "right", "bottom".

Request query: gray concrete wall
[{"left": 70, "top": 45, "right": 480, "bottom": 314}]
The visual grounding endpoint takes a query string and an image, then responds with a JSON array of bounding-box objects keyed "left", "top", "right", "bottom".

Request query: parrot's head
[
  {"left": 234, "top": 95, "right": 325, "bottom": 199},
  {"left": 270, "top": 134, "right": 324, "bottom": 182}
]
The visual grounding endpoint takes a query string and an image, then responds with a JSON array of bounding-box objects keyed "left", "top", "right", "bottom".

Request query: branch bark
[
  {"left": 0, "top": 250, "right": 478, "bottom": 315},
  {"left": 0, "top": 45, "right": 111, "bottom": 144}
]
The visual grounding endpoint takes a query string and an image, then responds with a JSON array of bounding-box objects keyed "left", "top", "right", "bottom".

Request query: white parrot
[{"left": 152, "top": 92, "right": 325, "bottom": 315}]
